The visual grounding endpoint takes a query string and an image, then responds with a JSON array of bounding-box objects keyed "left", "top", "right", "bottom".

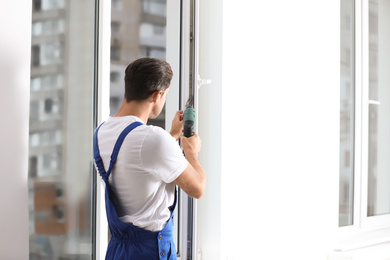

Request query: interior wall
[
  {"left": 197, "top": 0, "right": 223, "bottom": 259},
  {"left": 221, "top": 1, "right": 340, "bottom": 259},
  {"left": 0, "top": 1, "right": 31, "bottom": 259}
]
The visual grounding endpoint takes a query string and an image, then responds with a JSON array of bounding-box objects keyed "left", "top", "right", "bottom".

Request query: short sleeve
[{"left": 140, "top": 127, "right": 188, "bottom": 183}]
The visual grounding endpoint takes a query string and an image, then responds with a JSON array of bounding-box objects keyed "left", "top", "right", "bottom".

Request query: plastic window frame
[
  {"left": 336, "top": 0, "right": 390, "bottom": 252},
  {"left": 93, "top": 0, "right": 197, "bottom": 259}
]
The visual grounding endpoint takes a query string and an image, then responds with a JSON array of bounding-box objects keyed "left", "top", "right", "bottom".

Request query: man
[{"left": 93, "top": 57, "right": 206, "bottom": 259}]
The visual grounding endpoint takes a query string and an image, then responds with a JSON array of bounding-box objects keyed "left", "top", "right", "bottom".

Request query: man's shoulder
[{"left": 143, "top": 125, "right": 173, "bottom": 141}]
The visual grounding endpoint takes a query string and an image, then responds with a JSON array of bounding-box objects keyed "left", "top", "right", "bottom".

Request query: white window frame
[
  {"left": 336, "top": 0, "right": 390, "bottom": 252},
  {"left": 165, "top": 1, "right": 200, "bottom": 259},
  {"left": 94, "top": 0, "right": 111, "bottom": 259}
]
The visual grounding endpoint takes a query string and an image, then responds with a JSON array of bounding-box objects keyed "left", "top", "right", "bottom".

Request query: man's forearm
[{"left": 185, "top": 153, "right": 206, "bottom": 192}]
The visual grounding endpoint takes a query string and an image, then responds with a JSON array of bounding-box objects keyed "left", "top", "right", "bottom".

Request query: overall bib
[{"left": 94, "top": 121, "right": 177, "bottom": 260}]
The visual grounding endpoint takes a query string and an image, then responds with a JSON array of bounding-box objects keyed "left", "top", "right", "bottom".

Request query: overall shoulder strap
[
  {"left": 108, "top": 121, "right": 144, "bottom": 168},
  {"left": 94, "top": 121, "right": 144, "bottom": 182},
  {"left": 93, "top": 122, "right": 106, "bottom": 176}
]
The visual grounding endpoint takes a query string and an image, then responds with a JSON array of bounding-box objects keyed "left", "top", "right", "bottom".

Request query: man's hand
[
  {"left": 180, "top": 132, "right": 201, "bottom": 157},
  {"left": 170, "top": 110, "right": 183, "bottom": 140}
]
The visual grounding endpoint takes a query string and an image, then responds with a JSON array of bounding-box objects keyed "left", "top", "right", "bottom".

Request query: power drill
[{"left": 183, "top": 106, "right": 195, "bottom": 137}]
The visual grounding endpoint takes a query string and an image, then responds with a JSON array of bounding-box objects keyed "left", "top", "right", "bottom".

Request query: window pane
[
  {"left": 339, "top": 0, "right": 355, "bottom": 226},
  {"left": 110, "top": 0, "right": 167, "bottom": 128},
  {"left": 28, "top": 0, "right": 96, "bottom": 259},
  {"left": 109, "top": 0, "right": 169, "bottom": 242},
  {"left": 142, "top": 0, "right": 166, "bottom": 16},
  {"left": 368, "top": 0, "right": 390, "bottom": 217}
]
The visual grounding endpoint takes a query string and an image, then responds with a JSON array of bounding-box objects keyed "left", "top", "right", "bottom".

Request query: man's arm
[{"left": 173, "top": 132, "right": 206, "bottom": 199}]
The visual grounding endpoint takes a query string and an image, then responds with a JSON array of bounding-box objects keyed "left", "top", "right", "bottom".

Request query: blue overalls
[{"left": 94, "top": 121, "right": 177, "bottom": 260}]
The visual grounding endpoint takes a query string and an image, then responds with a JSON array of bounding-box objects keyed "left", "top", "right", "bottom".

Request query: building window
[
  {"left": 111, "top": 22, "right": 121, "bottom": 40},
  {"left": 31, "top": 45, "right": 40, "bottom": 67},
  {"left": 140, "top": 46, "right": 165, "bottom": 60},
  {"left": 31, "top": 74, "right": 63, "bottom": 91},
  {"left": 340, "top": 0, "right": 390, "bottom": 229},
  {"left": 142, "top": 0, "right": 166, "bottom": 16},
  {"left": 140, "top": 23, "right": 166, "bottom": 46},
  {"left": 110, "top": 97, "right": 121, "bottom": 115},
  {"left": 42, "top": 153, "right": 58, "bottom": 171},
  {"left": 112, "top": 0, "right": 122, "bottom": 10},
  {"left": 339, "top": 0, "right": 355, "bottom": 227},
  {"left": 29, "top": 157, "right": 38, "bottom": 178},
  {"left": 41, "top": 42, "right": 64, "bottom": 66},
  {"left": 367, "top": 0, "right": 390, "bottom": 217},
  {"left": 44, "top": 99, "right": 54, "bottom": 113},
  {"left": 32, "top": 19, "right": 65, "bottom": 36},
  {"left": 33, "top": 0, "right": 42, "bottom": 12},
  {"left": 110, "top": 71, "right": 121, "bottom": 83},
  {"left": 110, "top": 45, "right": 121, "bottom": 60},
  {"left": 30, "top": 100, "right": 40, "bottom": 123},
  {"left": 41, "top": 0, "right": 65, "bottom": 11}
]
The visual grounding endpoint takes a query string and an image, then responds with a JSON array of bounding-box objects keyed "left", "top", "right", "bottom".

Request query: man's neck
[{"left": 114, "top": 99, "right": 152, "bottom": 124}]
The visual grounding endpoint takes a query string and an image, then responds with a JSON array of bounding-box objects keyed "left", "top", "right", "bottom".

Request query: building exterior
[
  {"left": 110, "top": 0, "right": 167, "bottom": 128},
  {"left": 29, "top": 0, "right": 95, "bottom": 259}
]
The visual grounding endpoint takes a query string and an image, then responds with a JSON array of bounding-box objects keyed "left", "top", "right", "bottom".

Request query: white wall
[
  {"left": 197, "top": 0, "right": 340, "bottom": 259},
  {"left": 197, "top": 0, "right": 223, "bottom": 259},
  {"left": 0, "top": 1, "right": 31, "bottom": 259}
]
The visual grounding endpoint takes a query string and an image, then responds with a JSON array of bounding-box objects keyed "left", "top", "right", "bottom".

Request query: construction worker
[{"left": 93, "top": 57, "right": 206, "bottom": 259}]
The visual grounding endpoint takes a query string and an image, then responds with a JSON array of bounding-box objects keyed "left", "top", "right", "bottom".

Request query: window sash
[{"left": 340, "top": 0, "right": 390, "bottom": 232}]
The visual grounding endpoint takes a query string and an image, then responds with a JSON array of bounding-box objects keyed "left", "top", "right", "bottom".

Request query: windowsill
[{"left": 335, "top": 227, "right": 390, "bottom": 252}]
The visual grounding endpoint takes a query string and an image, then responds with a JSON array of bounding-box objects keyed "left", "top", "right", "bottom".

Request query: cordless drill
[{"left": 183, "top": 106, "right": 195, "bottom": 137}]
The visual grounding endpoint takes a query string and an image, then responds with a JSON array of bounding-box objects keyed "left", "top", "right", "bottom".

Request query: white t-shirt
[{"left": 96, "top": 116, "right": 188, "bottom": 231}]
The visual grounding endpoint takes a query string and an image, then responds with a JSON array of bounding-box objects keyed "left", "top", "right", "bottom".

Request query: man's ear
[{"left": 152, "top": 90, "right": 163, "bottom": 103}]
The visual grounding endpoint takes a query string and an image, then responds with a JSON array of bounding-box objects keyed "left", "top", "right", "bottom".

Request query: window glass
[
  {"left": 110, "top": 45, "right": 121, "bottom": 61},
  {"left": 339, "top": 0, "right": 355, "bottom": 226},
  {"left": 139, "top": 23, "right": 166, "bottom": 40},
  {"left": 112, "top": 0, "right": 122, "bottom": 10},
  {"left": 142, "top": 0, "right": 166, "bottom": 16},
  {"left": 41, "top": 0, "right": 65, "bottom": 10},
  {"left": 367, "top": 0, "right": 390, "bottom": 217},
  {"left": 33, "top": 0, "right": 42, "bottom": 11},
  {"left": 111, "top": 22, "right": 121, "bottom": 39},
  {"left": 31, "top": 45, "right": 40, "bottom": 67},
  {"left": 110, "top": 0, "right": 167, "bottom": 129},
  {"left": 41, "top": 42, "right": 64, "bottom": 65},
  {"left": 32, "top": 19, "right": 65, "bottom": 36},
  {"left": 108, "top": 0, "right": 182, "bottom": 254},
  {"left": 108, "top": 0, "right": 169, "bottom": 242},
  {"left": 28, "top": 0, "right": 96, "bottom": 259}
]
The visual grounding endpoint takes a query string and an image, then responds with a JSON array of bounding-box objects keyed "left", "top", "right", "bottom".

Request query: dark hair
[{"left": 124, "top": 57, "right": 173, "bottom": 102}]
